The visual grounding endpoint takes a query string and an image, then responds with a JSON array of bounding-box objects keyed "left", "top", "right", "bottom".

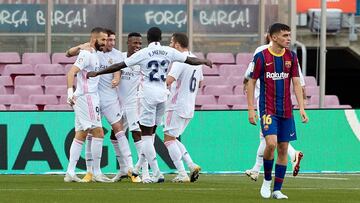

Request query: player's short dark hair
[
  {"left": 106, "top": 29, "right": 116, "bottom": 36},
  {"left": 268, "top": 23, "right": 290, "bottom": 36},
  {"left": 172, "top": 33, "right": 188, "bottom": 48},
  {"left": 91, "top": 27, "right": 106, "bottom": 34},
  {"left": 147, "top": 27, "right": 162, "bottom": 43},
  {"left": 128, "top": 32, "right": 142, "bottom": 38}
]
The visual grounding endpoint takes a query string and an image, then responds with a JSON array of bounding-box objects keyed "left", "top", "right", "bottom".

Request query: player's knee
[
  {"left": 266, "top": 142, "right": 277, "bottom": 151},
  {"left": 132, "top": 131, "right": 142, "bottom": 142}
]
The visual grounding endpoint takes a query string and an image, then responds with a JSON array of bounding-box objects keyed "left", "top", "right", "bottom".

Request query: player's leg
[
  {"left": 164, "top": 111, "right": 190, "bottom": 183},
  {"left": 82, "top": 134, "right": 94, "bottom": 182},
  {"left": 260, "top": 115, "right": 279, "bottom": 198},
  {"left": 137, "top": 99, "right": 164, "bottom": 183},
  {"left": 65, "top": 129, "right": 87, "bottom": 182},
  {"left": 245, "top": 131, "right": 265, "bottom": 181},
  {"left": 110, "top": 130, "right": 130, "bottom": 182},
  {"left": 288, "top": 118, "right": 303, "bottom": 176}
]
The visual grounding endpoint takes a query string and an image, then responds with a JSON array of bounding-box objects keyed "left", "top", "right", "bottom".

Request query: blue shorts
[{"left": 260, "top": 114, "right": 297, "bottom": 142}]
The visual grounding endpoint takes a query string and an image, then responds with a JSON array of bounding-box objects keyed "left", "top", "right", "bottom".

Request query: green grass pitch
[{"left": 0, "top": 174, "right": 359, "bottom": 202}]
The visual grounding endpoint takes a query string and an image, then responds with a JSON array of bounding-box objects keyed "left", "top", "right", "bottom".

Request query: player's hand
[
  {"left": 67, "top": 88, "right": 75, "bottom": 106},
  {"left": 86, "top": 71, "right": 97, "bottom": 78},
  {"left": 79, "top": 42, "right": 91, "bottom": 51},
  {"left": 300, "top": 109, "right": 308, "bottom": 123},
  {"left": 248, "top": 109, "right": 258, "bottom": 125},
  {"left": 205, "top": 59, "right": 213, "bottom": 68},
  {"left": 111, "top": 79, "right": 119, "bottom": 88}
]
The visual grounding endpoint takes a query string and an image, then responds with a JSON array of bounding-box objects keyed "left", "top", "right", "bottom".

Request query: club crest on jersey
[
  {"left": 264, "top": 125, "right": 269, "bottom": 131},
  {"left": 108, "top": 58, "right": 113, "bottom": 65},
  {"left": 285, "top": 61, "right": 292, "bottom": 68}
]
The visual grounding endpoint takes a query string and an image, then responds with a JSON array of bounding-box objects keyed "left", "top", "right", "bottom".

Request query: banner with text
[
  {"left": 0, "top": 109, "right": 359, "bottom": 174},
  {"left": 0, "top": 4, "right": 259, "bottom": 33}
]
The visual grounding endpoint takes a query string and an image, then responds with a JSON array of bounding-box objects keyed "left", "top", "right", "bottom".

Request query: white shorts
[
  {"left": 139, "top": 97, "right": 165, "bottom": 127},
  {"left": 122, "top": 102, "right": 140, "bottom": 132},
  {"left": 73, "top": 93, "right": 102, "bottom": 131},
  {"left": 164, "top": 111, "right": 191, "bottom": 138},
  {"left": 100, "top": 100, "right": 123, "bottom": 125}
]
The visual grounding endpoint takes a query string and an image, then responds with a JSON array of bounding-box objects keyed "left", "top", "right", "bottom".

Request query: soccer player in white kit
[
  {"left": 243, "top": 34, "right": 306, "bottom": 181},
  {"left": 87, "top": 27, "right": 212, "bottom": 183},
  {"left": 112, "top": 32, "right": 151, "bottom": 183},
  {"left": 64, "top": 27, "right": 109, "bottom": 182},
  {"left": 66, "top": 29, "right": 139, "bottom": 183},
  {"left": 164, "top": 33, "right": 203, "bottom": 183}
]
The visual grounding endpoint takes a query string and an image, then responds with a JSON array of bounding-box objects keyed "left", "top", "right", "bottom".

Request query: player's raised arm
[
  {"left": 66, "top": 42, "right": 91, "bottom": 57},
  {"left": 247, "top": 78, "right": 257, "bottom": 125},
  {"left": 87, "top": 61, "right": 128, "bottom": 78},
  {"left": 185, "top": 57, "right": 212, "bottom": 68}
]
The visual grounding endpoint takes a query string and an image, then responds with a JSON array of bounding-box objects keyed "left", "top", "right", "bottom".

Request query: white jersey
[
  {"left": 166, "top": 52, "right": 203, "bottom": 118},
  {"left": 97, "top": 48, "right": 124, "bottom": 102},
  {"left": 244, "top": 44, "right": 305, "bottom": 100},
  {"left": 73, "top": 49, "right": 100, "bottom": 96},
  {"left": 118, "top": 52, "right": 141, "bottom": 105},
  {"left": 124, "top": 42, "right": 187, "bottom": 104}
]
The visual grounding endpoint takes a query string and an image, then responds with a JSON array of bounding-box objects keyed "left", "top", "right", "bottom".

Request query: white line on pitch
[{"left": 287, "top": 176, "right": 348, "bottom": 180}]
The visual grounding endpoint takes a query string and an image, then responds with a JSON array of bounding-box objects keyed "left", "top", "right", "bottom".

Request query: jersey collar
[
  {"left": 148, "top": 42, "right": 161, "bottom": 48},
  {"left": 268, "top": 47, "right": 285, "bottom": 57}
]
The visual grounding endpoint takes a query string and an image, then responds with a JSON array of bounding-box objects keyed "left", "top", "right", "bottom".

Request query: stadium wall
[{"left": 0, "top": 109, "right": 359, "bottom": 174}]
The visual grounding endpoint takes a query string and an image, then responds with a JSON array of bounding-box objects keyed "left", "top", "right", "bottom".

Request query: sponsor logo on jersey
[{"left": 266, "top": 72, "right": 289, "bottom": 80}]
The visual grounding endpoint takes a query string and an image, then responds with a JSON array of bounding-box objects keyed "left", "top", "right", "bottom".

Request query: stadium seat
[
  {"left": 202, "top": 76, "right": 228, "bottom": 86},
  {"left": 305, "top": 86, "right": 319, "bottom": 98},
  {"left": 0, "top": 76, "right": 13, "bottom": 86},
  {"left": 227, "top": 76, "right": 244, "bottom": 87},
  {"left": 45, "top": 86, "right": 67, "bottom": 96},
  {"left": 14, "top": 86, "right": 43, "bottom": 103},
  {"left": 201, "top": 104, "right": 229, "bottom": 110},
  {"left": 0, "top": 86, "right": 6, "bottom": 94},
  {"left": 59, "top": 95, "right": 68, "bottom": 104},
  {"left": 202, "top": 65, "right": 219, "bottom": 76},
  {"left": 0, "top": 95, "right": 22, "bottom": 105},
  {"left": 233, "top": 85, "right": 245, "bottom": 95},
  {"left": 195, "top": 95, "right": 217, "bottom": 105},
  {"left": 236, "top": 52, "right": 253, "bottom": 65},
  {"left": 2, "top": 64, "right": 34, "bottom": 77},
  {"left": 218, "top": 95, "right": 247, "bottom": 106},
  {"left": 64, "top": 64, "right": 73, "bottom": 73},
  {"left": 28, "top": 95, "right": 59, "bottom": 105},
  {"left": 218, "top": 64, "right": 246, "bottom": 77},
  {"left": 22, "top": 53, "right": 51, "bottom": 65},
  {"left": 232, "top": 105, "right": 249, "bottom": 110},
  {"left": 309, "top": 95, "right": 340, "bottom": 106},
  {"left": 0, "top": 52, "right": 21, "bottom": 74},
  {"left": 44, "top": 76, "right": 67, "bottom": 86},
  {"left": 203, "top": 85, "right": 233, "bottom": 96},
  {"left": 193, "top": 52, "right": 205, "bottom": 59},
  {"left": 34, "top": 64, "right": 65, "bottom": 76},
  {"left": 304, "top": 76, "right": 317, "bottom": 86},
  {"left": 14, "top": 76, "right": 43, "bottom": 86},
  {"left": 206, "top": 53, "right": 235, "bottom": 64},
  {"left": 0, "top": 104, "right": 6, "bottom": 110},
  {"left": 51, "top": 53, "right": 77, "bottom": 65},
  {"left": 44, "top": 104, "right": 73, "bottom": 111},
  {"left": 9, "top": 104, "right": 38, "bottom": 111}
]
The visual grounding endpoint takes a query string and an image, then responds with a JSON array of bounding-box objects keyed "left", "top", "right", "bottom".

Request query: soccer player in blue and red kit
[{"left": 247, "top": 23, "right": 308, "bottom": 199}]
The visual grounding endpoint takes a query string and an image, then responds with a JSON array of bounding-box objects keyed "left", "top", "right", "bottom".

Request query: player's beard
[{"left": 95, "top": 40, "right": 104, "bottom": 52}]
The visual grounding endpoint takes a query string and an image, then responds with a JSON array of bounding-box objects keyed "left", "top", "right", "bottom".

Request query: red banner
[{"left": 297, "top": 0, "right": 357, "bottom": 13}]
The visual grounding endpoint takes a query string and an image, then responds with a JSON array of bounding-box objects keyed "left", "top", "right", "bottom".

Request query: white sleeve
[
  {"left": 168, "top": 62, "right": 184, "bottom": 80},
  {"left": 169, "top": 47, "right": 187, "bottom": 63},
  {"left": 73, "top": 51, "right": 89, "bottom": 70},
  {"left": 124, "top": 49, "right": 145, "bottom": 67},
  {"left": 298, "top": 63, "right": 305, "bottom": 86},
  {"left": 244, "top": 62, "right": 254, "bottom": 79}
]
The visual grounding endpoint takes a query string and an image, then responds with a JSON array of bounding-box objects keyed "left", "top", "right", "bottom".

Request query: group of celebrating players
[{"left": 63, "top": 23, "right": 308, "bottom": 200}]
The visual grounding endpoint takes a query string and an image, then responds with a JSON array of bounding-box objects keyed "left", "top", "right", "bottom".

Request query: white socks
[
  {"left": 252, "top": 136, "right": 266, "bottom": 172},
  {"left": 165, "top": 140, "right": 186, "bottom": 175},
  {"left": 142, "top": 135, "right": 161, "bottom": 176},
  {"left": 115, "top": 131, "right": 133, "bottom": 171},
  {"left": 288, "top": 143, "right": 296, "bottom": 162},
  {"left": 91, "top": 137, "right": 104, "bottom": 176},
  {"left": 85, "top": 135, "right": 93, "bottom": 173},
  {"left": 175, "top": 139, "right": 195, "bottom": 169},
  {"left": 111, "top": 139, "right": 127, "bottom": 174},
  {"left": 67, "top": 138, "right": 84, "bottom": 176},
  {"left": 134, "top": 140, "right": 149, "bottom": 175}
]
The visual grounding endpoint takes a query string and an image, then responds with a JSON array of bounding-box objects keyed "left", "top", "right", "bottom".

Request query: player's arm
[
  {"left": 166, "top": 75, "right": 176, "bottom": 88},
  {"left": 65, "top": 42, "right": 91, "bottom": 57},
  {"left": 247, "top": 78, "right": 257, "bottom": 125},
  {"left": 87, "top": 62, "right": 127, "bottom": 78},
  {"left": 184, "top": 57, "right": 212, "bottom": 68},
  {"left": 66, "top": 65, "right": 80, "bottom": 106},
  {"left": 297, "top": 63, "right": 307, "bottom": 102},
  {"left": 111, "top": 71, "right": 121, "bottom": 88},
  {"left": 243, "top": 61, "right": 254, "bottom": 94},
  {"left": 293, "top": 77, "right": 308, "bottom": 123}
]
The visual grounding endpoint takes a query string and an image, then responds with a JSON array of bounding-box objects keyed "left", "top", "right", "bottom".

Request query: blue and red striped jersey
[{"left": 251, "top": 48, "right": 299, "bottom": 118}]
